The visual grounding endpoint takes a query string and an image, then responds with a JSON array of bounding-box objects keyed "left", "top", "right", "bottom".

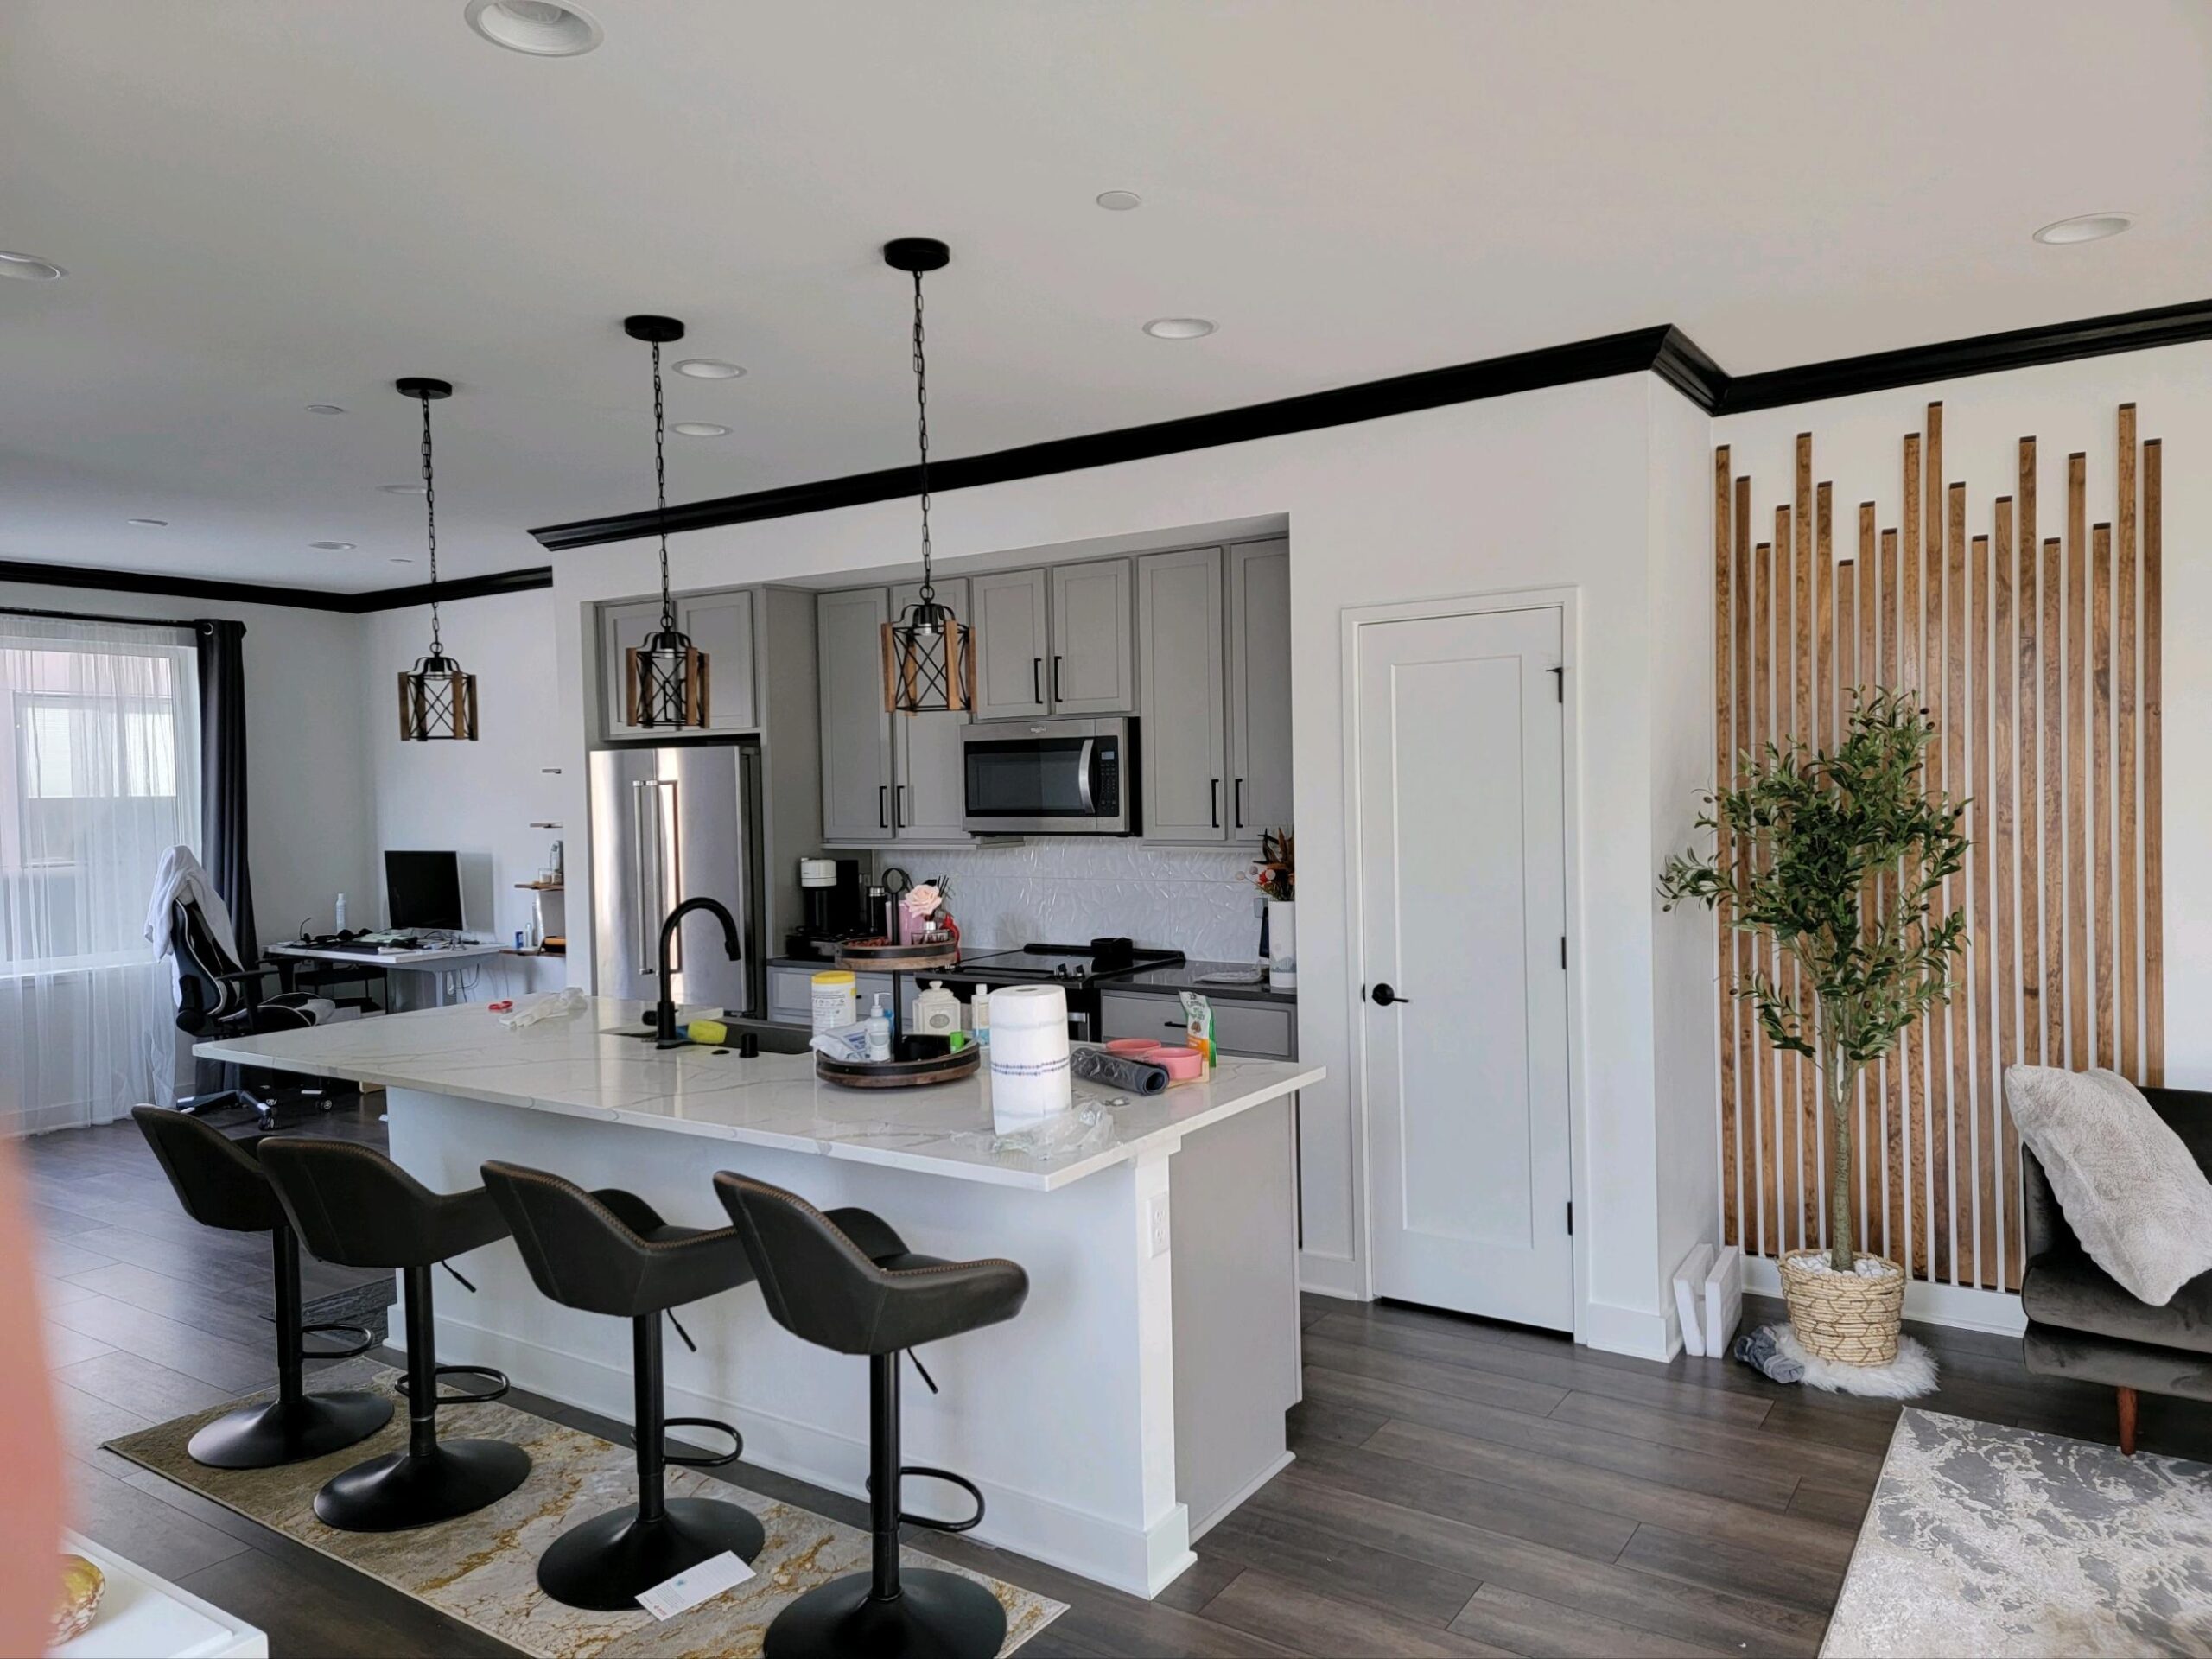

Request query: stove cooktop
[{"left": 955, "top": 942, "right": 1184, "bottom": 986}]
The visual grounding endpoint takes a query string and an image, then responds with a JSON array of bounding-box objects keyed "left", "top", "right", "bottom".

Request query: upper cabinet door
[
  {"left": 971, "top": 569, "right": 1050, "bottom": 721},
  {"left": 601, "top": 598, "right": 666, "bottom": 737},
  {"left": 817, "top": 588, "right": 894, "bottom": 844},
  {"left": 889, "top": 578, "right": 970, "bottom": 840},
  {"left": 1047, "top": 558, "right": 1134, "bottom": 715},
  {"left": 678, "top": 588, "right": 758, "bottom": 731},
  {"left": 1136, "top": 547, "right": 1228, "bottom": 842},
  {"left": 1226, "top": 540, "right": 1293, "bottom": 839}
]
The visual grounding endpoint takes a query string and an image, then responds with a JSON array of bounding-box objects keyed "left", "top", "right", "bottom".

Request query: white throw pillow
[{"left": 2005, "top": 1065, "right": 2212, "bottom": 1306}]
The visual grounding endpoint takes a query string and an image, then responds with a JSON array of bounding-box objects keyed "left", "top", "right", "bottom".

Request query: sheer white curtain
[{"left": 0, "top": 615, "right": 202, "bottom": 1135}]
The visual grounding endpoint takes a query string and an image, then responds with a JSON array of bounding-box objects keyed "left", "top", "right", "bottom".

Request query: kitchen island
[{"left": 197, "top": 998, "right": 1321, "bottom": 1597}]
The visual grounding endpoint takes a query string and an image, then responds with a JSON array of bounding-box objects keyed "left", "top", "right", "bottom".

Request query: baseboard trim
[
  {"left": 1186, "top": 1450, "right": 1294, "bottom": 1546},
  {"left": 1742, "top": 1256, "right": 2027, "bottom": 1336},
  {"left": 1580, "top": 1299, "right": 1675, "bottom": 1362},
  {"left": 1296, "top": 1253, "right": 1364, "bottom": 1300}
]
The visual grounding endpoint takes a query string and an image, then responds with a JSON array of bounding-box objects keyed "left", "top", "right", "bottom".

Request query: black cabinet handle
[
  {"left": 1032, "top": 657, "right": 1043, "bottom": 706},
  {"left": 1370, "top": 982, "right": 1410, "bottom": 1007},
  {"left": 1234, "top": 777, "right": 1244, "bottom": 828},
  {"left": 879, "top": 785, "right": 889, "bottom": 829},
  {"left": 1164, "top": 1019, "right": 1186, "bottom": 1030},
  {"left": 895, "top": 785, "right": 907, "bottom": 828},
  {"left": 1211, "top": 778, "right": 1220, "bottom": 829},
  {"left": 1052, "top": 655, "right": 1064, "bottom": 702}
]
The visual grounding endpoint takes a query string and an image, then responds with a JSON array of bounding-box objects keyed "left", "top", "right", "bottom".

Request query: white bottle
[
  {"left": 865, "top": 994, "right": 893, "bottom": 1062},
  {"left": 970, "top": 984, "right": 990, "bottom": 1047},
  {"left": 334, "top": 893, "right": 346, "bottom": 932}
]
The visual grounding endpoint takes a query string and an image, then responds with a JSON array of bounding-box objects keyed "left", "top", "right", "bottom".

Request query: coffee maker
[{"left": 787, "top": 857, "right": 864, "bottom": 959}]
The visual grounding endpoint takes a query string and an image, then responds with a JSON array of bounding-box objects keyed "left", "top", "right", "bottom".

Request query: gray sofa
[{"left": 2021, "top": 1083, "right": 2212, "bottom": 1454}]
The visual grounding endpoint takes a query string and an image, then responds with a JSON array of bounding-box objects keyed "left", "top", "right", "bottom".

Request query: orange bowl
[
  {"left": 1150, "top": 1045, "right": 1205, "bottom": 1081},
  {"left": 1105, "top": 1038, "right": 1162, "bottom": 1059}
]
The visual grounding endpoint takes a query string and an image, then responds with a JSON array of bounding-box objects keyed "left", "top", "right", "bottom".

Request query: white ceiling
[{"left": 2, "top": 1, "right": 2207, "bottom": 591}]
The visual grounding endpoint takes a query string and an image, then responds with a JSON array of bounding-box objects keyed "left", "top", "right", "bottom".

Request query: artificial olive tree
[{"left": 1660, "top": 690, "right": 1967, "bottom": 1273}]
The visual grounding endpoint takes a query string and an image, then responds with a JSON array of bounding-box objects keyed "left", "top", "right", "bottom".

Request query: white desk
[{"left": 267, "top": 941, "right": 505, "bottom": 1008}]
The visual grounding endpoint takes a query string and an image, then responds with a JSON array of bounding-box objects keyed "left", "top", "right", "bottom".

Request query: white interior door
[{"left": 1357, "top": 603, "right": 1572, "bottom": 1329}]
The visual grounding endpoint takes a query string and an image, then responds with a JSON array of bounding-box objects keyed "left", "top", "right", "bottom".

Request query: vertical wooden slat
[
  {"left": 1858, "top": 503, "right": 1880, "bottom": 1254},
  {"left": 1839, "top": 527, "right": 1863, "bottom": 1249},
  {"left": 2065, "top": 455, "right": 2089, "bottom": 1072},
  {"left": 2143, "top": 439, "right": 2164, "bottom": 1085},
  {"left": 2042, "top": 532, "right": 2066, "bottom": 1071},
  {"left": 1733, "top": 476, "right": 1758, "bottom": 1253},
  {"left": 1753, "top": 536, "right": 1780, "bottom": 1251},
  {"left": 1778, "top": 500, "right": 1802, "bottom": 1255},
  {"left": 1713, "top": 448, "right": 1737, "bottom": 1251},
  {"left": 2092, "top": 520, "right": 2114, "bottom": 1072},
  {"left": 1897, "top": 435, "right": 1923, "bottom": 1277},
  {"left": 1945, "top": 481, "right": 1969, "bottom": 1284},
  {"left": 1969, "top": 529, "right": 1998, "bottom": 1287},
  {"left": 1992, "top": 497, "right": 2018, "bottom": 1288},
  {"left": 1920, "top": 454, "right": 1947, "bottom": 1284},
  {"left": 2117, "top": 407, "right": 2139, "bottom": 1084},
  {"left": 1879, "top": 524, "right": 1906, "bottom": 1268},
  {"left": 2012, "top": 441, "right": 2041, "bottom": 1290},
  {"left": 1793, "top": 444, "right": 1820, "bottom": 1250}
]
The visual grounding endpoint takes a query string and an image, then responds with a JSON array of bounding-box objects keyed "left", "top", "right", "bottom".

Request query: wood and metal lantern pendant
[
  {"left": 880, "top": 238, "right": 971, "bottom": 715},
  {"left": 623, "top": 314, "right": 709, "bottom": 729},
  {"left": 393, "top": 377, "right": 480, "bottom": 741}
]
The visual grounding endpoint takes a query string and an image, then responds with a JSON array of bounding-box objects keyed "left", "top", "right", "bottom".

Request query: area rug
[
  {"left": 107, "top": 1369, "right": 1065, "bottom": 1658},
  {"left": 1822, "top": 1408, "right": 2212, "bottom": 1656}
]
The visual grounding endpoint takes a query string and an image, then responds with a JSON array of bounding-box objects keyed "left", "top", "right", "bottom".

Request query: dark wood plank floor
[{"left": 24, "top": 1100, "right": 2208, "bottom": 1658}]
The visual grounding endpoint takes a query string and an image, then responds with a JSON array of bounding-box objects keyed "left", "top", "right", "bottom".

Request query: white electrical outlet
[{"left": 1147, "top": 1193, "right": 1171, "bottom": 1257}]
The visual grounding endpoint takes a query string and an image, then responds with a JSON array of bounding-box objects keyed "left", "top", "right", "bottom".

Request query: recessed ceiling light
[
  {"left": 0, "top": 251, "right": 66, "bottom": 281},
  {"left": 1143, "top": 317, "right": 1216, "bottom": 340},
  {"left": 1096, "top": 190, "right": 1142, "bottom": 212},
  {"left": 306, "top": 404, "right": 346, "bottom": 415},
  {"left": 378, "top": 482, "right": 428, "bottom": 494},
  {"left": 674, "top": 359, "right": 745, "bottom": 380},
  {"left": 464, "top": 0, "right": 602, "bottom": 56},
  {"left": 672, "top": 421, "right": 729, "bottom": 437},
  {"left": 308, "top": 540, "right": 356, "bottom": 550},
  {"left": 390, "top": 556, "right": 416, "bottom": 564},
  {"left": 126, "top": 518, "right": 168, "bottom": 527},
  {"left": 2033, "top": 213, "right": 2133, "bottom": 245}
]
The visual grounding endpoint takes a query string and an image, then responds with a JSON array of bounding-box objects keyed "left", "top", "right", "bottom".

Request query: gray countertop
[{"left": 766, "top": 954, "right": 1294, "bottom": 1004}]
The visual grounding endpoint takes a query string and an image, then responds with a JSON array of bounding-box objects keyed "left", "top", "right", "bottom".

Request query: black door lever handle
[{"left": 1370, "top": 982, "right": 1410, "bottom": 1007}]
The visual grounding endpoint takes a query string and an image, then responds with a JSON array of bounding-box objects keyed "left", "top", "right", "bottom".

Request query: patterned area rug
[
  {"left": 107, "top": 1367, "right": 1065, "bottom": 1658},
  {"left": 1823, "top": 1408, "right": 2212, "bottom": 1656}
]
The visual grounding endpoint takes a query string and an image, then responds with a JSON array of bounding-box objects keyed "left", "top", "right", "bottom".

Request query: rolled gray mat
[{"left": 1071, "top": 1046, "right": 1169, "bottom": 1096}]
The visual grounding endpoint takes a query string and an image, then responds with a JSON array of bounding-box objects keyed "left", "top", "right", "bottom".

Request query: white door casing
[{"left": 1350, "top": 597, "right": 1575, "bottom": 1330}]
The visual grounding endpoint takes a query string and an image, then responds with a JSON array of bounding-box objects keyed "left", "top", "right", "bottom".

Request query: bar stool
[
  {"left": 257, "top": 1138, "right": 531, "bottom": 1531},
  {"left": 714, "top": 1173, "right": 1028, "bottom": 1659},
  {"left": 481, "top": 1160, "right": 766, "bottom": 1610},
  {"left": 130, "top": 1108, "right": 391, "bottom": 1468}
]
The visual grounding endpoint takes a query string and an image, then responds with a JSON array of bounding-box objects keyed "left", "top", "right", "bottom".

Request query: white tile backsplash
[{"left": 877, "top": 842, "right": 1265, "bottom": 961}]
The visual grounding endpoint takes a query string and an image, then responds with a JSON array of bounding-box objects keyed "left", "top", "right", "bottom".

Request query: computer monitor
[{"left": 385, "top": 850, "right": 463, "bottom": 932}]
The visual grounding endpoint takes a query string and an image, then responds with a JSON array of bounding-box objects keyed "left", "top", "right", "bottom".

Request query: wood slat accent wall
[{"left": 1712, "top": 404, "right": 2164, "bottom": 1290}]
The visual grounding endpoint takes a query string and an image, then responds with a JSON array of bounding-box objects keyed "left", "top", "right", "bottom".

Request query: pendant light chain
[
  {"left": 418, "top": 391, "right": 442, "bottom": 654},
  {"left": 652, "top": 338, "right": 675, "bottom": 630},
  {"left": 912, "top": 270, "right": 934, "bottom": 602}
]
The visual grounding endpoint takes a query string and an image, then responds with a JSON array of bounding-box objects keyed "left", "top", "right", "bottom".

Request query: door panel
[
  {"left": 1227, "top": 540, "right": 1292, "bottom": 838},
  {"left": 1136, "top": 548, "right": 1227, "bottom": 842},
  {"left": 1357, "top": 605, "right": 1571, "bottom": 1329},
  {"left": 678, "top": 589, "right": 757, "bottom": 731},
  {"left": 1048, "top": 558, "right": 1134, "bottom": 715},
  {"left": 600, "top": 599, "right": 664, "bottom": 738},
  {"left": 972, "top": 569, "right": 1049, "bottom": 720},
  {"left": 817, "top": 588, "right": 893, "bottom": 843},
  {"left": 891, "top": 578, "right": 969, "bottom": 838}
]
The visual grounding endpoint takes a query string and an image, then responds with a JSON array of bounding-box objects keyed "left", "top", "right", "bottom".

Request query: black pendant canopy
[
  {"left": 881, "top": 238, "right": 971, "bottom": 715},
  {"left": 621, "top": 314, "right": 709, "bottom": 729},
  {"left": 394, "top": 377, "right": 480, "bottom": 741}
]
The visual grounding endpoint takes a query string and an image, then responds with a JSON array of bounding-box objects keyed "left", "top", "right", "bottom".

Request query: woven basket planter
[{"left": 1777, "top": 1249, "right": 1906, "bottom": 1365}]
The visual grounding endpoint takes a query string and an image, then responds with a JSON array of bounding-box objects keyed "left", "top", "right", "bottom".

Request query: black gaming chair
[{"left": 170, "top": 893, "right": 333, "bottom": 1127}]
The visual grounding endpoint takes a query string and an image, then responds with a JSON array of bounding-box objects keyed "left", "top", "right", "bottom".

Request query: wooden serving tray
[
  {"left": 816, "top": 1046, "right": 982, "bottom": 1090},
  {"left": 836, "top": 938, "right": 961, "bottom": 972}
]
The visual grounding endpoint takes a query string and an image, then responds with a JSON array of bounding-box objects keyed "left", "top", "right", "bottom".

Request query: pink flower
[{"left": 903, "top": 884, "right": 942, "bottom": 918}]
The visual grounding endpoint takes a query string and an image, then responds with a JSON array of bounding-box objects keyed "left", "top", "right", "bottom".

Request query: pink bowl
[
  {"left": 1150, "top": 1045, "right": 1205, "bottom": 1081},
  {"left": 1105, "top": 1038, "right": 1162, "bottom": 1059}
]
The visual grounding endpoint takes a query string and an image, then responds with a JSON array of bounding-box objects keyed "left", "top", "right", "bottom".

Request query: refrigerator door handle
[{"left": 634, "top": 779, "right": 681, "bottom": 971}]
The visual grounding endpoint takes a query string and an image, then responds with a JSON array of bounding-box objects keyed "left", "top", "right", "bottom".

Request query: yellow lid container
[{"left": 810, "top": 969, "right": 856, "bottom": 987}]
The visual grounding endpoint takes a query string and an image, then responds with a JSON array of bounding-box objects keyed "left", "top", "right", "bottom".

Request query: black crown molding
[
  {"left": 531, "top": 295, "right": 2212, "bottom": 551},
  {"left": 0, "top": 557, "right": 551, "bottom": 615}
]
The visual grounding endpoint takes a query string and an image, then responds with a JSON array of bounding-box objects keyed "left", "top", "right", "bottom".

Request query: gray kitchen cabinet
[
  {"left": 889, "top": 579, "right": 969, "bottom": 839},
  {"left": 1226, "top": 539, "right": 1292, "bottom": 837},
  {"left": 972, "top": 569, "right": 1050, "bottom": 720},
  {"left": 1047, "top": 558, "right": 1134, "bottom": 715},
  {"left": 681, "top": 588, "right": 758, "bottom": 731},
  {"left": 817, "top": 588, "right": 894, "bottom": 843},
  {"left": 767, "top": 963, "right": 895, "bottom": 1027},
  {"left": 1098, "top": 988, "right": 1297, "bottom": 1059},
  {"left": 1136, "top": 547, "right": 1228, "bottom": 841},
  {"left": 599, "top": 597, "right": 664, "bottom": 737}
]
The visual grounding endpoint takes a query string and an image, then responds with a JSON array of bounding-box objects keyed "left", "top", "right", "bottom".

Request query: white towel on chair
[{"left": 144, "top": 844, "right": 237, "bottom": 989}]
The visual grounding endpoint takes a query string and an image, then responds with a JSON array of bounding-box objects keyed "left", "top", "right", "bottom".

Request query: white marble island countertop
[{"left": 196, "top": 997, "right": 1321, "bottom": 1191}]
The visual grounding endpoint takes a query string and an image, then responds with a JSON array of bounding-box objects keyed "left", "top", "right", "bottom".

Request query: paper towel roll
[{"left": 988, "top": 984, "right": 1071, "bottom": 1129}]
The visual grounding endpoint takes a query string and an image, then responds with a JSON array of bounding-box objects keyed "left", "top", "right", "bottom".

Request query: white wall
[
  {"left": 1714, "top": 338, "right": 2212, "bottom": 1325},
  {"left": 550, "top": 372, "right": 1702, "bottom": 1357}
]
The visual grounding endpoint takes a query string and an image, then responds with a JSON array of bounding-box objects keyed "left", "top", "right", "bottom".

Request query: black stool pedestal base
[
  {"left": 188, "top": 1389, "right": 392, "bottom": 1471},
  {"left": 314, "top": 1437, "right": 531, "bottom": 1533},
  {"left": 765, "top": 1568, "right": 1007, "bottom": 1659},
  {"left": 536, "top": 1497, "right": 766, "bottom": 1611}
]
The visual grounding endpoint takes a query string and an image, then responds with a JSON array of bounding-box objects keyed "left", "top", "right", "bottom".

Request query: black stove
[{"left": 954, "top": 938, "right": 1183, "bottom": 988}]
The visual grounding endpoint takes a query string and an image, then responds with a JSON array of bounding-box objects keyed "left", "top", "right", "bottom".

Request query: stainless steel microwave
[{"left": 960, "top": 717, "right": 1135, "bottom": 836}]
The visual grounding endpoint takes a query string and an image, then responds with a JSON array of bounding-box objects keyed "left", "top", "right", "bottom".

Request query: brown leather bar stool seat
[
  {"left": 257, "top": 1138, "right": 531, "bottom": 1531},
  {"left": 130, "top": 1108, "right": 390, "bottom": 1468},
  {"left": 715, "top": 1172, "right": 1028, "bottom": 1659},
  {"left": 482, "top": 1160, "right": 766, "bottom": 1611}
]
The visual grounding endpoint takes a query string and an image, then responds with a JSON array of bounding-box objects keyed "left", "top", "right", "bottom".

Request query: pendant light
[
  {"left": 393, "top": 377, "right": 480, "bottom": 741},
  {"left": 881, "top": 238, "right": 972, "bottom": 715},
  {"left": 622, "top": 314, "right": 709, "bottom": 729}
]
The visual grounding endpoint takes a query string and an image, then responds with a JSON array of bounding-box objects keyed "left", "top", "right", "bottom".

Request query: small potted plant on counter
[
  {"left": 1658, "top": 690, "right": 1964, "bottom": 1381},
  {"left": 1252, "top": 830, "right": 1295, "bottom": 988}
]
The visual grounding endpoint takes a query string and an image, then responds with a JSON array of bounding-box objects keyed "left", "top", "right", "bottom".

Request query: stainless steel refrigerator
[{"left": 589, "top": 740, "right": 763, "bottom": 1016}]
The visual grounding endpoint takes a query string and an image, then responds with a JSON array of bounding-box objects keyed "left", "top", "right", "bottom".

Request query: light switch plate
[{"left": 1147, "top": 1193, "right": 1171, "bottom": 1257}]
